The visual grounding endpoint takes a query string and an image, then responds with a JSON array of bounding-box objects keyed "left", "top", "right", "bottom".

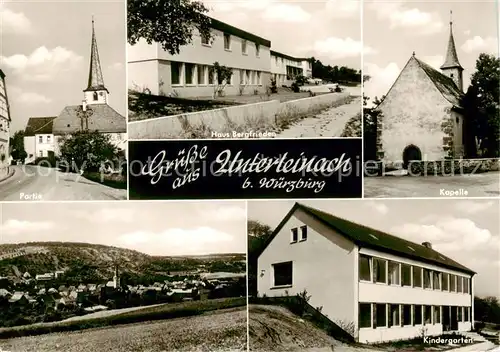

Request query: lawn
[{"left": 0, "top": 297, "right": 246, "bottom": 339}]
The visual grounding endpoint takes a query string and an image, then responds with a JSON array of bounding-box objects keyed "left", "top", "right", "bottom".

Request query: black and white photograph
[
  {"left": 0, "top": 201, "right": 247, "bottom": 352},
  {"left": 0, "top": 1, "right": 127, "bottom": 201},
  {"left": 127, "top": 0, "right": 362, "bottom": 139},
  {"left": 247, "top": 199, "right": 500, "bottom": 351},
  {"left": 362, "top": 1, "right": 500, "bottom": 198}
]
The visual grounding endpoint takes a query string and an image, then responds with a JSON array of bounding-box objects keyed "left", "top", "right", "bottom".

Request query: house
[
  {"left": 270, "top": 50, "right": 312, "bottom": 86},
  {"left": 8, "top": 292, "right": 28, "bottom": 306},
  {"left": 374, "top": 19, "right": 466, "bottom": 167},
  {"left": 23, "top": 18, "right": 126, "bottom": 164},
  {"left": 0, "top": 70, "right": 11, "bottom": 173},
  {"left": 0, "top": 288, "right": 11, "bottom": 298},
  {"left": 257, "top": 203, "right": 474, "bottom": 344}
]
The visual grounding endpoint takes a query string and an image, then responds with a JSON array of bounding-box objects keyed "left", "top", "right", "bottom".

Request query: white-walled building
[
  {"left": 128, "top": 17, "right": 314, "bottom": 98},
  {"left": 23, "top": 19, "right": 126, "bottom": 164},
  {"left": 0, "top": 70, "right": 11, "bottom": 171},
  {"left": 257, "top": 203, "right": 475, "bottom": 344}
]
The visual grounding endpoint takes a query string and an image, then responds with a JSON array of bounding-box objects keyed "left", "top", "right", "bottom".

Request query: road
[
  {"left": 0, "top": 307, "right": 247, "bottom": 352},
  {"left": 0, "top": 165, "right": 126, "bottom": 201},
  {"left": 364, "top": 172, "right": 500, "bottom": 198},
  {"left": 275, "top": 97, "right": 361, "bottom": 138}
]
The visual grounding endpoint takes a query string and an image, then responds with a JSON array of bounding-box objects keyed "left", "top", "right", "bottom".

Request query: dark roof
[
  {"left": 85, "top": 19, "right": 108, "bottom": 92},
  {"left": 261, "top": 203, "right": 475, "bottom": 275},
  {"left": 209, "top": 17, "right": 271, "bottom": 48},
  {"left": 24, "top": 117, "right": 57, "bottom": 136},
  {"left": 52, "top": 104, "right": 126, "bottom": 135},
  {"left": 441, "top": 23, "right": 463, "bottom": 70},
  {"left": 270, "top": 50, "right": 311, "bottom": 62},
  {"left": 414, "top": 57, "right": 464, "bottom": 107},
  {"left": 0, "top": 70, "right": 5, "bottom": 79}
]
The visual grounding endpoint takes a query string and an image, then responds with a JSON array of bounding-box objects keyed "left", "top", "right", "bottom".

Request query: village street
[
  {"left": 274, "top": 97, "right": 361, "bottom": 138},
  {"left": 0, "top": 166, "right": 126, "bottom": 201},
  {"left": 364, "top": 172, "right": 500, "bottom": 198}
]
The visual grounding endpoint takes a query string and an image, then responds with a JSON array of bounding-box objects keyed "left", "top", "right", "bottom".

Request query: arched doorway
[{"left": 402, "top": 144, "right": 422, "bottom": 169}]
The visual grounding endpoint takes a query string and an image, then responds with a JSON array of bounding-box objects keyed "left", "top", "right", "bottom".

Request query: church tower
[
  {"left": 113, "top": 265, "right": 119, "bottom": 289},
  {"left": 83, "top": 17, "right": 109, "bottom": 106},
  {"left": 440, "top": 11, "right": 464, "bottom": 92}
]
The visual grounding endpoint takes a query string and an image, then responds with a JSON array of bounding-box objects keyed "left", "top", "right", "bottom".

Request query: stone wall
[
  {"left": 377, "top": 56, "right": 462, "bottom": 166},
  {"left": 408, "top": 158, "right": 500, "bottom": 176}
]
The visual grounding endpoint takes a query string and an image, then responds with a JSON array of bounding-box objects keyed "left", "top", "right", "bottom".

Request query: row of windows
[
  {"left": 359, "top": 303, "right": 471, "bottom": 329},
  {"left": 201, "top": 32, "right": 261, "bottom": 57},
  {"left": 171, "top": 62, "right": 263, "bottom": 87},
  {"left": 359, "top": 254, "right": 470, "bottom": 294},
  {"left": 290, "top": 226, "right": 307, "bottom": 243},
  {"left": 38, "top": 135, "right": 52, "bottom": 144},
  {"left": 0, "top": 96, "right": 8, "bottom": 120}
]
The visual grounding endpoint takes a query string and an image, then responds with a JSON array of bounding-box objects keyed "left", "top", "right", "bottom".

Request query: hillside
[
  {"left": 249, "top": 305, "right": 376, "bottom": 352},
  {"left": 0, "top": 242, "right": 246, "bottom": 283}
]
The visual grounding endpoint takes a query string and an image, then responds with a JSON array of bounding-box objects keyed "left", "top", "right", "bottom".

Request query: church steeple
[
  {"left": 440, "top": 11, "right": 464, "bottom": 91},
  {"left": 83, "top": 17, "right": 109, "bottom": 105}
]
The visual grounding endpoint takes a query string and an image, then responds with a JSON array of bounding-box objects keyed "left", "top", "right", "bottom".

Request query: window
[
  {"left": 201, "top": 32, "right": 210, "bottom": 45},
  {"left": 442, "top": 273, "right": 449, "bottom": 291},
  {"left": 255, "top": 44, "right": 260, "bottom": 57},
  {"left": 424, "top": 305, "right": 432, "bottom": 325},
  {"left": 388, "top": 261, "right": 400, "bottom": 285},
  {"left": 242, "top": 40, "right": 247, "bottom": 54},
  {"left": 403, "top": 305, "right": 412, "bottom": 326},
  {"left": 239, "top": 69, "right": 244, "bottom": 85},
  {"left": 291, "top": 228, "right": 298, "bottom": 243},
  {"left": 414, "top": 305, "right": 422, "bottom": 325},
  {"left": 171, "top": 62, "right": 181, "bottom": 85},
  {"left": 275, "top": 56, "right": 278, "bottom": 65},
  {"left": 375, "top": 304, "right": 387, "bottom": 328},
  {"left": 300, "top": 226, "right": 307, "bottom": 241},
  {"left": 373, "top": 258, "right": 386, "bottom": 284},
  {"left": 38, "top": 136, "right": 43, "bottom": 143},
  {"left": 456, "top": 116, "right": 460, "bottom": 124},
  {"left": 457, "top": 276, "right": 463, "bottom": 293},
  {"left": 402, "top": 264, "right": 411, "bottom": 286},
  {"left": 434, "top": 306, "right": 441, "bottom": 324},
  {"left": 47, "top": 136, "right": 51, "bottom": 143},
  {"left": 359, "top": 255, "right": 371, "bottom": 281},
  {"left": 246, "top": 70, "right": 250, "bottom": 84},
  {"left": 465, "top": 307, "right": 470, "bottom": 322},
  {"left": 458, "top": 307, "right": 463, "bottom": 322},
  {"left": 389, "top": 304, "right": 400, "bottom": 327},
  {"left": 208, "top": 67, "right": 214, "bottom": 85},
  {"left": 359, "top": 303, "right": 371, "bottom": 328},
  {"left": 185, "top": 63, "right": 195, "bottom": 84},
  {"left": 93, "top": 92, "right": 98, "bottom": 101},
  {"left": 423, "top": 269, "right": 432, "bottom": 289},
  {"left": 257, "top": 71, "right": 261, "bottom": 85},
  {"left": 224, "top": 33, "right": 231, "bottom": 50},
  {"left": 464, "top": 278, "right": 470, "bottom": 294},
  {"left": 413, "top": 267, "right": 422, "bottom": 288},
  {"left": 450, "top": 73, "right": 454, "bottom": 78},
  {"left": 450, "top": 275, "right": 456, "bottom": 292},
  {"left": 197, "top": 65, "right": 206, "bottom": 85},
  {"left": 39, "top": 150, "right": 43, "bottom": 157},
  {"left": 272, "top": 261, "right": 292, "bottom": 287},
  {"left": 433, "top": 272, "right": 441, "bottom": 290}
]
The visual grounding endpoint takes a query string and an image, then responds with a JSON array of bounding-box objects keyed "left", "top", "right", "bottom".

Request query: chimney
[
  {"left": 82, "top": 100, "right": 87, "bottom": 112},
  {"left": 422, "top": 241, "right": 432, "bottom": 249}
]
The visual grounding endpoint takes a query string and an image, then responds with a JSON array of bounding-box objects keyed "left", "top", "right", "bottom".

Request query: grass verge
[
  {"left": 84, "top": 172, "right": 127, "bottom": 190},
  {"left": 0, "top": 297, "right": 246, "bottom": 340}
]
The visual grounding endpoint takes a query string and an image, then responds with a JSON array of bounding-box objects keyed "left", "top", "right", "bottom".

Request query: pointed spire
[
  {"left": 85, "top": 17, "right": 108, "bottom": 92},
  {"left": 440, "top": 10, "right": 463, "bottom": 70}
]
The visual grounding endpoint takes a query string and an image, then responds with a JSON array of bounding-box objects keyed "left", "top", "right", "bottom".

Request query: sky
[
  {"left": 0, "top": 201, "right": 247, "bottom": 256},
  {"left": 248, "top": 199, "right": 500, "bottom": 298},
  {"left": 201, "top": 0, "right": 362, "bottom": 69},
  {"left": 0, "top": 0, "right": 127, "bottom": 133},
  {"left": 363, "top": 0, "right": 499, "bottom": 105}
]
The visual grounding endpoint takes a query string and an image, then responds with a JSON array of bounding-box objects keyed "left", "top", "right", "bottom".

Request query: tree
[
  {"left": 59, "top": 130, "right": 119, "bottom": 173},
  {"left": 127, "top": 0, "right": 213, "bottom": 56},
  {"left": 10, "top": 130, "right": 27, "bottom": 163},
  {"left": 247, "top": 220, "right": 273, "bottom": 297},
  {"left": 462, "top": 53, "right": 500, "bottom": 157},
  {"left": 211, "top": 62, "right": 233, "bottom": 98}
]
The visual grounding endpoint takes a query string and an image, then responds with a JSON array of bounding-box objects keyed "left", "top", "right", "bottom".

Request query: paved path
[
  {"left": 275, "top": 97, "right": 361, "bottom": 138},
  {"left": 364, "top": 172, "right": 500, "bottom": 198},
  {"left": 0, "top": 165, "right": 126, "bottom": 201}
]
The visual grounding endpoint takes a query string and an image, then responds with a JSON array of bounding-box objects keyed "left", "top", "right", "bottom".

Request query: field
[{"left": 0, "top": 307, "right": 247, "bottom": 352}]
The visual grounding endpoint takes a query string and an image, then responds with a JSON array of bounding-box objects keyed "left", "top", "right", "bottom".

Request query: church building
[
  {"left": 374, "top": 14, "right": 466, "bottom": 168},
  {"left": 24, "top": 19, "right": 126, "bottom": 164}
]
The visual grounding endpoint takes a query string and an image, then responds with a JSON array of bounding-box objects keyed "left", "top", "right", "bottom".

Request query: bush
[
  {"left": 34, "top": 156, "right": 58, "bottom": 168},
  {"left": 270, "top": 78, "right": 278, "bottom": 94},
  {"left": 291, "top": 82, "right": 300, "bottom": 93}
]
